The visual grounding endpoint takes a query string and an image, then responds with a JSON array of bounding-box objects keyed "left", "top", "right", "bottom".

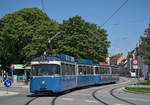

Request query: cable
[{"left": 101, "top": 0, "right": 128, "bottom": 27}]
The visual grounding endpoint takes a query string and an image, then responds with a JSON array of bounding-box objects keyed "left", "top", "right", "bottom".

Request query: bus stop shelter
[{"left": 12, "top": 64, "right": 31, "bottom": 82}]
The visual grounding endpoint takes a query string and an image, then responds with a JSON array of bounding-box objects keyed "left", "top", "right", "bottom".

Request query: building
[
  {"left": 127, "top": 46, "right": 148, "bottom": 79},
  {"left": 110, "top": 53, "right": 126, "bottom": 65},
  {"left": 110, "top": 53, "right": 127, "bottom": 76}
]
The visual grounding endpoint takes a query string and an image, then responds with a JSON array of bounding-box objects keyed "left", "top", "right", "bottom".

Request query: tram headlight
[{"left": 42, "top": 80, "right": 45, "bottom": 85}]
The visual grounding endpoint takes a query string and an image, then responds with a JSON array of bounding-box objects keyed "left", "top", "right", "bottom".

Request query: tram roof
[
  {"left": 32, "top": 56, "right": 61, "bottom": 62},
  {"left": 31, "top": 53, "right": 75, "bottom": 63}
]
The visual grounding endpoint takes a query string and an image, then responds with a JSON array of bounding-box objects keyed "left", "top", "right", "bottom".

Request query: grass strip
[{"left": 125, "top": 87, "right": 150, "bottom": 93}]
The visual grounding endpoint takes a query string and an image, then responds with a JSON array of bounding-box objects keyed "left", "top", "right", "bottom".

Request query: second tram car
[{"left": 30, "top": 54, "right": 119, "bottom": 94}]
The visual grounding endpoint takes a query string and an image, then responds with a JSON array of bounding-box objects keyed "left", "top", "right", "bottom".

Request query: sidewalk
[
  {"left": 0, "top": 81, "right": 29, "bottom": 88},
  {"left": 0, "top": 90, "right": 19, "bottom": 96}
]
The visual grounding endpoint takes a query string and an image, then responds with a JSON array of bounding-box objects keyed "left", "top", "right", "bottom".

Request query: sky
[{"left": 0, "top": 0, "right": 150, "bottom": 56}]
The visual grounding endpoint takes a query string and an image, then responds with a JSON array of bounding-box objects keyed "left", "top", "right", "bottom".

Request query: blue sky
[{"left": 0, "top": 0, "right": 150, "bottom": 56}]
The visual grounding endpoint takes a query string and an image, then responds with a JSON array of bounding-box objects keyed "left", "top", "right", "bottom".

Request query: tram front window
[{"left": 32, "top": 64, "right": 60, "bottom": 76}]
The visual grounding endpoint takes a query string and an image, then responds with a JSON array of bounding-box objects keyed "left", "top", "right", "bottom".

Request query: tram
[{"left": 30, "top": 54, "right": 119, "bottom": 94}]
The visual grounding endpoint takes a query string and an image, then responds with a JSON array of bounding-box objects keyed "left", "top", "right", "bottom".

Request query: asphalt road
[
  {"left": 0, "top": 87, "right": 32, "bottom": 105},
  {"left": 0, "top": 78, "right": 150, "bottom": 105}
]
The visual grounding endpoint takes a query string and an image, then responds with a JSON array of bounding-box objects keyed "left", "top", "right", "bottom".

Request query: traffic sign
[
  {"left": 132, "top": 59, "right": 138, "bottom": 69},
  {"left": 4, "top": 80, "right": 12, "bottom": 88},
  {"left": 132, "top": 59, "right": 138, "bottom": 65},
  {"left": 10, "top": 64, "right": 15, "bottom": 72}
]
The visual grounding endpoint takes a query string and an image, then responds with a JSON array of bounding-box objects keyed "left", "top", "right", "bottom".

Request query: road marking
[
  {"left": 85, "top": 100, "right": 98, "bottom": 103},
  {"left": 61, "top": 98, "right": 73, "bottom": 101}
]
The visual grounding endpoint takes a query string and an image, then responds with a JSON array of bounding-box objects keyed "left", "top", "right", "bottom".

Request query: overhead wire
[{"left": 101, "top": 0, "right": 128, "bottom": 27}]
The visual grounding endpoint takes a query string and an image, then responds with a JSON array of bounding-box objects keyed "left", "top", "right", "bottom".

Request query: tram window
[
  {"left": 102, "top": 67, "right": 105, "bottom": 74},
  {"left": 91, "top": 67, "right": 94, "bottom": 74},
  {"left": 99, "top": 67, "right": 102, "bottom": 74},
  {"left": 99, "top": 67, "right": 103, "bottom": 74},
  {"left": 105, "top": 68, "right": 109, "bottom": 74},
  {"left": 83, "top": 66, "right": 87, "bottom": 75},
  {"left": 78, "top": 65, "right": 83, "bottom": 75},
  {"left": 86, "top": 66, "right": 90, "bottom": 75},
  {"left": 87, "top": 66, "right": 90, "bottom": 75},
  {"left": 66, "top": 64, "right": 70, "bottom": 75},
  {"left": 61, "top": 63, "right": 65, "bottom": 75},
  {"left": 32, "top": 64, "right": 60, "bottom": 76},
  {"left": 55, "top": 66, "right": 60, "bottom": 75},
  {"left": 71, "top": 65, "right": 75, "bottom": 75},
  {"left": 68, "top": 64, "right": 73, "bottom": 75}
]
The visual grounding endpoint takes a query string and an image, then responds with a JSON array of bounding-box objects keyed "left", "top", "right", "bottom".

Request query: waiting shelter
[{"left": 11, "top": 64, "right": 31, "bottom": 82}]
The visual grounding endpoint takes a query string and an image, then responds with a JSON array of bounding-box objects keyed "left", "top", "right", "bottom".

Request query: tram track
[
  {"left": 51, "top": 97, "right": 58, "bottom": 105},
  {"left": 92, "top": 78, "right": 134, "bottom": 105},
  {"left": 92, "top": 87, "right": 109, "bottom": 105},
  {"left": 25, "top": 97, "right": 39, "bottom": 105},
  {"left": 110, "top": 87, "right": 136, "bottom": 105}
]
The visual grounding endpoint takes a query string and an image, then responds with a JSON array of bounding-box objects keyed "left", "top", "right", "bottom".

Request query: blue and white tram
[
  {"left": 30, "top": 54, "right": 120, "bottom": 94},
  {"left": 30, "top": 54, "right": 77, "bottom": 93}
]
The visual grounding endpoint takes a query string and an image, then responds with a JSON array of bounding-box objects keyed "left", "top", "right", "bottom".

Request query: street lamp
[{"left": 48, "top": 32, "right": 60, "bottom": 55}]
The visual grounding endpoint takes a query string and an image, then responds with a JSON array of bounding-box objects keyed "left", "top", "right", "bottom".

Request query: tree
[
  {"left": 53, "top": 16, "right": 110, "bottom": 63},
  {"left": 139, "top": 24, "right": 150, "bottom": 80},
  {"left": 0, "top": 8, "right": 59, "bottom": 69}
]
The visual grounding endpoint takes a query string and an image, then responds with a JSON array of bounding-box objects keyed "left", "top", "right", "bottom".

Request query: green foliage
[
  {"left": 0, "top": 8, "right": 110, "bottom": 70},
  {"left": 139, "top": 24, "right": 150, "bottom": 64},
  {"left": 139, "top": 24, "right": 150, "bottom": 81},
  {"left": 53, "top": 16, "right": 110, "bottom": 63},
  {"left": 0, "top": 8, "right": 59, "bottom": 69}
]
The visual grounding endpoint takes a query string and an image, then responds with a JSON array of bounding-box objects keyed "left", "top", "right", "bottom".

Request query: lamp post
[{"left": 48, "top": 32, "right": 60, "bottom": 55}]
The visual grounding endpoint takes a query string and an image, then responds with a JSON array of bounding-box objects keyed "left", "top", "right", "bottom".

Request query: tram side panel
[
  {"left": 77, "top": 75, "right": 95, "bottom": 87},
  {"left": 111, "top": 74, "right": 119, "bottom": 82},
  {"left": 60, "top": 76, "right": 77, "bottom": 91},
  {"left": 95, "top": 74, "right": 112, "bottom": 84}
]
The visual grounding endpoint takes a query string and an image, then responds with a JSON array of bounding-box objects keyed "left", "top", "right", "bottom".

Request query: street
[{"left": 0, "top": 77, "right": 150, "bottom": 105}]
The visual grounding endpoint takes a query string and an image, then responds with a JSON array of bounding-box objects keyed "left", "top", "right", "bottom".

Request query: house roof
[{"left": 110, "top": 53, "right": 123, "bottom": 62}]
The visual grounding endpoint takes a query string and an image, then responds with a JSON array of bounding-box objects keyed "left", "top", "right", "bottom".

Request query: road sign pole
[
  {"left": 4, "top": 80, "right": 12, "bottom": 95},
  {"left": 2, "top": 72, "right": 3, "bottom": 82},
  {"left": 6, "top": 87, "right": 8, "bottom": 94},
  {"left": 12, "top": 71, "right": 13, "bottom": 83}
]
